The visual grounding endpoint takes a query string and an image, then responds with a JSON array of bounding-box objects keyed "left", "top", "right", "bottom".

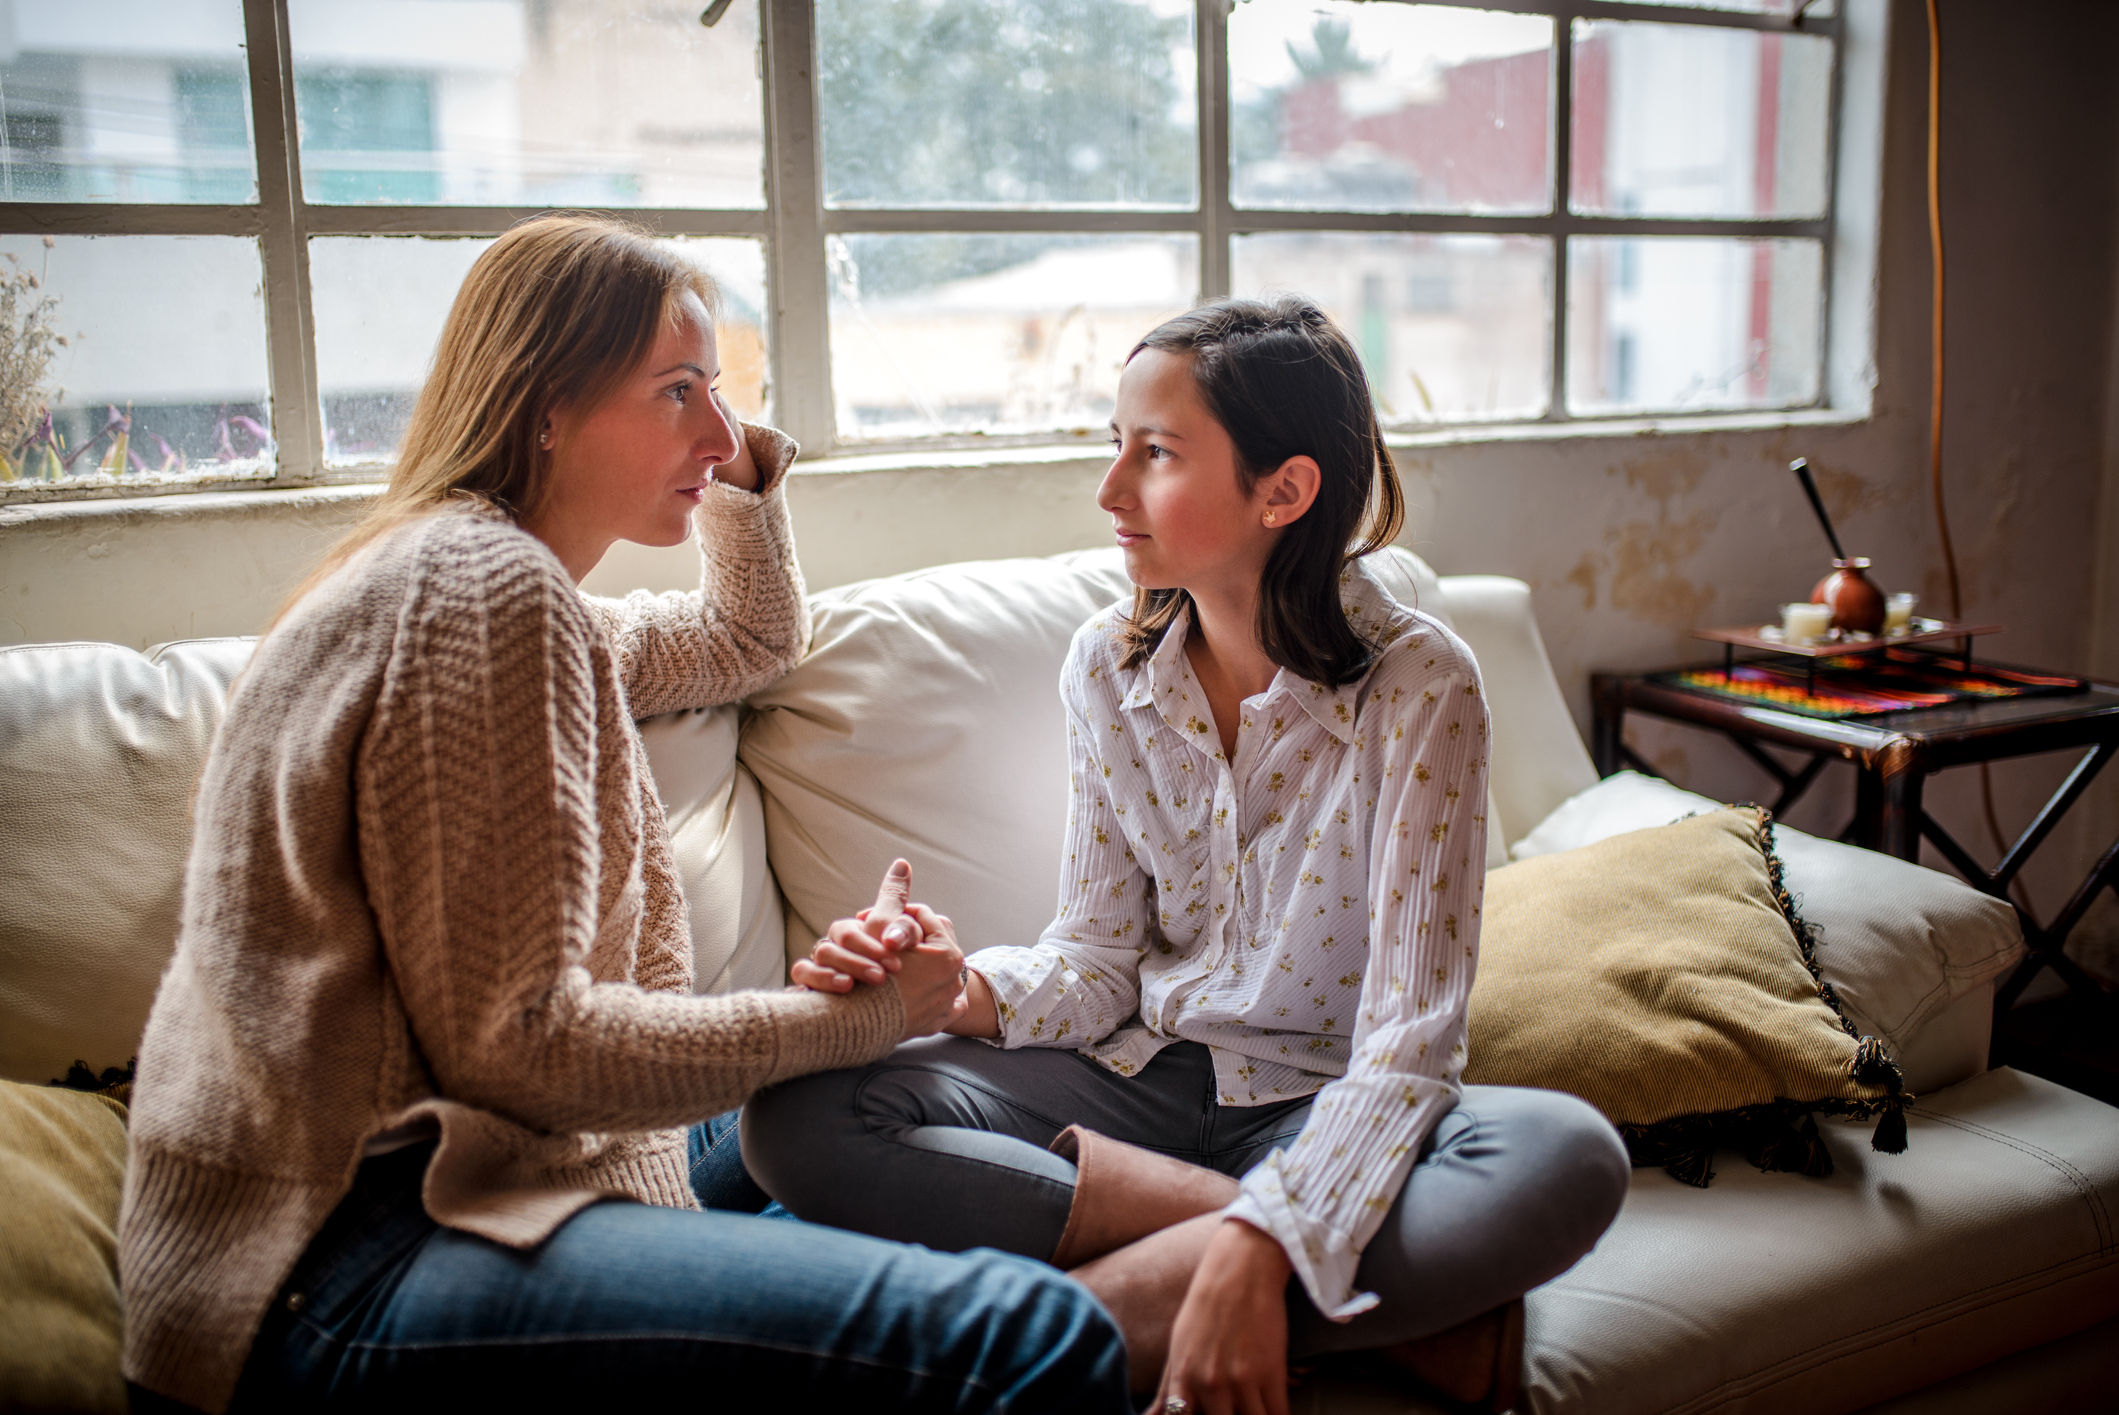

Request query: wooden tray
[
  {"left": 1692, "top": 618, "right": 2003, "bottom": 693},
  {"left": 1694, "top": 618, "right": 2003, "bottom": 660}
]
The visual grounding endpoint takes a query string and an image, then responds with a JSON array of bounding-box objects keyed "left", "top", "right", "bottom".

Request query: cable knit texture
[{"left": 117, "top": 426, "right": 905, "bottom": 1413}]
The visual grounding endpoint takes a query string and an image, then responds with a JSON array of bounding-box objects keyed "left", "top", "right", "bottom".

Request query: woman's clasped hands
[{"left": 792, "top": 858, "right": 970, "bottom": 1040}]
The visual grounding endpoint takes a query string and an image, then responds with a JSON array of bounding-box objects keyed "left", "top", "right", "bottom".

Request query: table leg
[
  {"left": 1853, "top": 764, "right": 1924, "bottom": 860},
  {"left": 1591, "top": 680, "right": 1625, "bottom": 778}
]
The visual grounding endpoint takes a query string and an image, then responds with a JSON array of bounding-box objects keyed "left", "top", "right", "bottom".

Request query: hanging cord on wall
[
  {"left": 1926, "top": 0, "right": 2035, "bottom": 917},
  {"left": 1925, "top": 0, "right": 1961, "bottom": 622}
]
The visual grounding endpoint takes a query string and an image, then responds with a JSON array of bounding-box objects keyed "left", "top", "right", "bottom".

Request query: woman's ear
[{"left": 1259, "top": 454, "right": 1322, "bottom": 529}]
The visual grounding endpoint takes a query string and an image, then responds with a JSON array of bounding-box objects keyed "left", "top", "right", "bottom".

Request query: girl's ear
[{"left": 1259, "top": 454, "right": 1323, "bottom": 528}]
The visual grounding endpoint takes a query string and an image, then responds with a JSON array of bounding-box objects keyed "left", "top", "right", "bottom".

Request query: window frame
[{"left": 0, "top": 0, "right": 1846, "bottom": 502}]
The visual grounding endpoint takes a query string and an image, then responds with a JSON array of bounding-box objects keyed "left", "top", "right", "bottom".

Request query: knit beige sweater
[{"left": 117, "top": 426, "right": 904, "bottom": 1413}]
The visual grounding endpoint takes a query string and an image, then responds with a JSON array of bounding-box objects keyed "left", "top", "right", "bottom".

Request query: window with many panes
[{"left": 0, "top": 0, "right": 1844, "bottom": 500}]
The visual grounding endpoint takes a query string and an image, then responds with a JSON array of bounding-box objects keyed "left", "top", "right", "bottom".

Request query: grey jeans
[{"left": 743, "top": 1037, "right": 1630, "bottom": 1355}]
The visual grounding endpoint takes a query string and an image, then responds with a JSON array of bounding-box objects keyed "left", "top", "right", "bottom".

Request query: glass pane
[
  {"left": 1566, "top": 236, "right": 1822, "bottom": 415},
  {"left": 311, "top": 236, "right": 769, "bottom": 467},
  {"left": 0, "top": 236, "right": 271, "bottom": 487},
  {"left": 817, "top": 0, "right": 1197, "bottom": 209},
  {"left": 1233, "top": 234, "right": 1550, "bottom": 424},
  {"left": 828, "top": 234, "right": 1196, "bottom": 439},
  {"left": 1230, "top": 2, "right": 1552, "bottom": 214},
  {"left": 289, "top": 0, "right": 764, "bottom": 207},
  {"left": 1572, "top": 19, "right": 1831, "bottom": 219},
  {"left": 0, "top": 2, "right": 257, "bottom": 202}
]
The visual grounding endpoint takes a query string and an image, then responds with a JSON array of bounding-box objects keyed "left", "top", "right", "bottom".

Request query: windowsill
[
  {"left": 796, "top": 403, "right": 1869, "bottom": 474},
  {"left": 0, "top": 405, "right": 1871, "bottom": 527}
]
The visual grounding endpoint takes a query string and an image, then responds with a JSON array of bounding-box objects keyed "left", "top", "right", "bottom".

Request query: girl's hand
[
  {"left": 1159, "top": 1219, "right": 1295, "bottom": 1415},
  {"left": 944, "top": 962, "right": 1003, "bottom": 1039},
  {"left": 793, "top": 859, "right": 921, "bottom": 993},
  {"left": 894, "top": 925, "right": 970, "bottom": 1039}
]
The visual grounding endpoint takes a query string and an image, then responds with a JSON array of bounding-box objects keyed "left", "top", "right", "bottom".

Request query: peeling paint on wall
[
  {"left": 1565, "top": 552, "right": 1601, "bottom": 610},
  {"left": 1605, "top": 510, "right": 1719, "bottom": 630},
  {"left": 1617, "top": 447, "right": 1709, "bottom": 506}
]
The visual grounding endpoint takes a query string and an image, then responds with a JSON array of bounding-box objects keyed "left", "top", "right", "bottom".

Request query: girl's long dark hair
[{"left": 1117, "top": 296, "right": 1406, "bottom": 686}]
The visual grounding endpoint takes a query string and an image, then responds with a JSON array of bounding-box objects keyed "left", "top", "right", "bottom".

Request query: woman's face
[
  {"left": 537, "top": 289, "right": 739, "bottom": 576},
  {"left": 1100, "top": 347, "right": 1276, "bottom": 599}
]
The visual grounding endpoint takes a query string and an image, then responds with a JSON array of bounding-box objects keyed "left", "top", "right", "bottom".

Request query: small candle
[
  {"left": 1885, "top": 592, "right": 1918, "bottom": 634},
  {"left": 1782, "top": 602, "right": 1833, "bottom": 645}
]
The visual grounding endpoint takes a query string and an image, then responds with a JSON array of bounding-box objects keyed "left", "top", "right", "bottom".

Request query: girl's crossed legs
[{"left": 743, "top": 1036, "right": 1630, "bottom": 1356}]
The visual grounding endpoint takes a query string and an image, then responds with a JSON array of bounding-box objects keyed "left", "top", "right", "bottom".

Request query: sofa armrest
[{"left": 1434, "top": 575, "right": 1598, "bottom": 850}]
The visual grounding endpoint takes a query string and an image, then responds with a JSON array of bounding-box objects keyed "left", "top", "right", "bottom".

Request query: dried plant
[
  {"left": 0, "top": 239, "right": 270, "bottom": 486},
  {"left": 0, "top": 237, "right": 66, "bottom": 481}
]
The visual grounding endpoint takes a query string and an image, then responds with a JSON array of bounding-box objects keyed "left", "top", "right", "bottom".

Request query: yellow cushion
[
  {"left": 1466, "top": 806, "right": 1905, "bottom": 1185},
  {"left": 0, "top": 1081, "right": 129, "bottom": 1414}
]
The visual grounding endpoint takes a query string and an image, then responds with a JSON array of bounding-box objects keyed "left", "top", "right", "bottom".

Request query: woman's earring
[
  {"left": 1263, "top": 511, "right": 1277, "bottom": 527},
  {"left": 538, "top": 426, "right": 552, "bottom": 449}
]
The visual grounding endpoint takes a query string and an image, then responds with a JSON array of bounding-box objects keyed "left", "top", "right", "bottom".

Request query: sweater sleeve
[
  {"left": 580, "top": 422, "right": 811, "bottom": 721},
  {"left": 357, "top": 519, "right": 899, "bottom": 1137},
  {"left": 1225, "top": 648, "right": 1491, "bottom": 1319}
]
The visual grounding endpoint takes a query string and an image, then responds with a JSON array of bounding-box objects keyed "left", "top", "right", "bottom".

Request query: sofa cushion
[
  {"left": 0, "top": 1081, "right": 129, "bottom": 1415},
  {"left": 1520, "top": 1066, "right": 2119, "bottom": 1415},
  {"left": 637, "top": 705, "right": 788, "bottom": 994},
  {"left": 1468, "top": 806, "right": 1904, "bottom": 1182},
  {"left": 1507, "top": 772, "right": 2024, "bottom": 1094},
  {"left": 738, "top": 546, "right": 1474, "bottom": 962},
  {"left": 0, "top": 638, "right": 251, "bottom": 1086}
]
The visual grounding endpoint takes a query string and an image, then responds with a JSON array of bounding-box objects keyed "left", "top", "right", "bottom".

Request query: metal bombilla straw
[{"left": 1789, "top": 458, "right": 1846, "bottom": 561}]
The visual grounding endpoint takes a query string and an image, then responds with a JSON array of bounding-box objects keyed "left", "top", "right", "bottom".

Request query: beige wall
[{"left": 4, "top": 0, "right": 2116, "bottom": 972}]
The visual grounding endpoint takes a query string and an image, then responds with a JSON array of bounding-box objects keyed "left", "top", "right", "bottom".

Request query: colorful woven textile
[{"left": 1656, "top": 650, "right": 2085, "bottom": 720}]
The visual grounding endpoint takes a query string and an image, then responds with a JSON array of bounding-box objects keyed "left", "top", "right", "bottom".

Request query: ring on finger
[{"left": 1162, "top": 1398, "right": 1191, "bottom": 1415}]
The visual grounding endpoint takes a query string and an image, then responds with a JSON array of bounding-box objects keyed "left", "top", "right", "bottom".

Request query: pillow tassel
[
  {"left": 1664, "top": 1148, "right": 1716, "bottom": 1189},
  {"left": 1848, "top": 1036, "right": 1895, "bottom": 1087},
  {"left": 1871, "top": 1098, "right": 1909, "bottom": 1154},
  {"left": 1846, "top": 1036, "right": 1909, "bottom": 1154}
]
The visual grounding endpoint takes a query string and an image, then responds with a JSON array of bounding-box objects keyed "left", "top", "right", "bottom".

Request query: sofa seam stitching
[
  {"left": 1658, "top": 1246, "right": 2119, "bottom": 1415},
  {"left": 1922, "top": 1111, "right": 2113, "bottom": 1253}
]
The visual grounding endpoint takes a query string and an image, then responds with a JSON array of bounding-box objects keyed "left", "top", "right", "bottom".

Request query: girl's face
[
  {"left": 1101, "top": 347, "right": 1279, "bottom": 599},
  {"left": 537, "top": 289, "right": 739, "bottom": 574}
]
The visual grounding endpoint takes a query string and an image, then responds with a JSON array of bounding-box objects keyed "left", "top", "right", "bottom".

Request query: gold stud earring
[{"left": 1263, "top": 511, "right": 1277, "bottom": 527}]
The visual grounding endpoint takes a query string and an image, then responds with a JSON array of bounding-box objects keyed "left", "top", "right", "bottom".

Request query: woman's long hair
[
  {"left": 1117, "top": 296, "right": 1406, "bottom": 687},
  {"left": 269, "top": 213, "right": 719, "bottom": 631}
]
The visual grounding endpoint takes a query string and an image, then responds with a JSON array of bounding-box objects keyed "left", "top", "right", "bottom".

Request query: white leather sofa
[{"left": 3, "top": 545, "right": 2115, "bottom": 1414}]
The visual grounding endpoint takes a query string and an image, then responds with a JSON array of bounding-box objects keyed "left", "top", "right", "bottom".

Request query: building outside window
[{"left": 0, "top": 0, "right": 1851, "bottom": 501}]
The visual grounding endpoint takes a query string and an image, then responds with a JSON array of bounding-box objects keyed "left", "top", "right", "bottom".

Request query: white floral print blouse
[{"left": 971, "top": 560, "right": 1492, "bottom": 1320}]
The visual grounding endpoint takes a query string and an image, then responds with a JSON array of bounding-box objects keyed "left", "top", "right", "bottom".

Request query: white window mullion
[
  {"left": 1196, "top": 0, "right": 1231, "bottom": 301},
  {"left": 764, "top": 0, "right": 834, "bottom": 454},
  {"left": 1547, "top": 7, "right": 1576, "bottom": 423},
  {"left": 242, "top": 0, "right": 322, "bottom": 483}
]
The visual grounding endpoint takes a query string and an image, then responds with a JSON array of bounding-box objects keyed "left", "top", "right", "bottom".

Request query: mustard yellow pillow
[
  {"left": 0, "top": 1080, "right": 129, "bottom": 1414},
  {"left": 1466, "top": 806, "right": 1906, "bottom": 1186}
]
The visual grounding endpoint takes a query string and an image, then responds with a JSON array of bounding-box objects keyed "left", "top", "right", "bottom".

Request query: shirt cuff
[
  {"left": 965, "top": 948, "right": 1057, "bottom": 1048},
  {"left": 1230, "top": 1151, "right": 1379, "bottom": 1321}
]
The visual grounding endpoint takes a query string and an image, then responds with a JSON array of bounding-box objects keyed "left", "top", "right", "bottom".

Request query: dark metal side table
[{"left": 1590, "top": 665, "right": 2119, "bottom": 1011}]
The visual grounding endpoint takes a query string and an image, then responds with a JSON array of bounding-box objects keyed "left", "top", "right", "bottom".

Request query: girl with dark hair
[
  {"left": 748, "top": 297, "right": 1630, "bottom": 1415},
  {"left": 117, "top": 213, "right": 1128, "bottom": 1415}
]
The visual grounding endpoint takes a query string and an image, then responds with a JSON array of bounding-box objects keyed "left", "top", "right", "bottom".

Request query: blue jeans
[
  {"left": 230, "top": 1120, "right": 1130, "bottom": 1413},
  {"left": 744, "top": 1038, "right": 1632, "bottom": 1356}
]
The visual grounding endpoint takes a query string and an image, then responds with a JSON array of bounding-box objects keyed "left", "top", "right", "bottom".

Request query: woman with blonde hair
[{"left": 117, "top": 213, "right": 1127, "bottom": 1414}]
